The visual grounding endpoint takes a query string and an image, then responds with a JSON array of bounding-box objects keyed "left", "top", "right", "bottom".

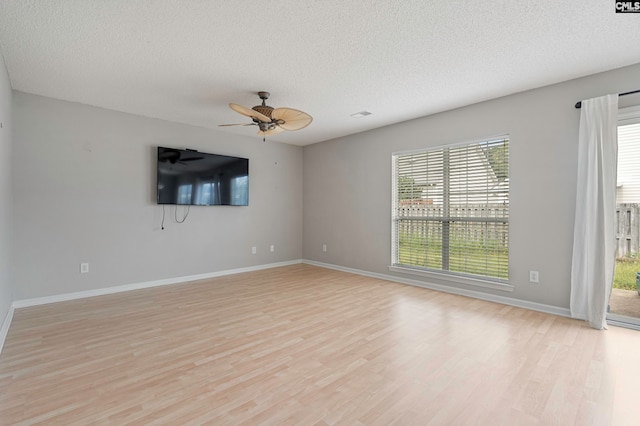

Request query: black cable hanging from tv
[
  {"left": 574, "top": 89, "right": 640, "bottom": 109},
  {"left": 175, "top": 205, "right": 190, "bottom": 223}
]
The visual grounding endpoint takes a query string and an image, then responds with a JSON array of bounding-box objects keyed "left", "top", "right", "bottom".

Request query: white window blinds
[{"left": 392, "top": 136, "right": 509, "bottom": 281}]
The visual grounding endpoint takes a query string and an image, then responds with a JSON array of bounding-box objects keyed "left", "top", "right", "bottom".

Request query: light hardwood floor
[{"left": 1, "top": 264, "right": 639, "bottom": 425}]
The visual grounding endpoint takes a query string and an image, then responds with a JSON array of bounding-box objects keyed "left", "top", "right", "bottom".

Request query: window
[
  {"left": 616, "top": 105, "right": 640, "bottom": 204},
  {"left": 391, "top": 136, "right": 510, "bottom": 283}
]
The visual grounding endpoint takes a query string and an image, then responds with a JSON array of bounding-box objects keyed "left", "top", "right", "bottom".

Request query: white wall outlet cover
[
  {"left": 80, "top": 263, "right": 89, "bottom": 273},
  {"left": 529, "top": 270, "right": 539, "bottom": 283}
]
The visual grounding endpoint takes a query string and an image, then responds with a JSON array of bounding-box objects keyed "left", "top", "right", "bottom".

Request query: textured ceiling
[{"left": 0, "top": 1, "right": 639, "bottom": 146}]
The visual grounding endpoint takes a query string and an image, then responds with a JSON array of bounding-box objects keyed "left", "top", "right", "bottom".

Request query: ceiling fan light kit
[{"left": 221, "top": 91, "right": 312, "bottom": 141}]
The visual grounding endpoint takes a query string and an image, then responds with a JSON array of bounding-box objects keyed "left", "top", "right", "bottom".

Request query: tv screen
[{"left": 157, "top": 147, "right": 249, "bottom": 206}]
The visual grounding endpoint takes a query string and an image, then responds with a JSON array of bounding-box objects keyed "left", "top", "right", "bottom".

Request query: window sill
[{"left": 387, "top": 265, "right": 514, "bottom": 292}]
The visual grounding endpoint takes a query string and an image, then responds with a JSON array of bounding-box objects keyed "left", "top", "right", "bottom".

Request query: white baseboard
[
  {"left": 12, "top": 259, "right": 303, "bottom": 309},
  {"left": 303, "top": 259, "right": 572, "bottom": 318},
  {"left": 0, "top": 304, "right": 15, "bottom": 355}
]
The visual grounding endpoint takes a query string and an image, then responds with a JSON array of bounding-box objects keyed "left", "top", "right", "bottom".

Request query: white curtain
[{"left": 570, "top": 94, "right": 618, "bottom": 330}]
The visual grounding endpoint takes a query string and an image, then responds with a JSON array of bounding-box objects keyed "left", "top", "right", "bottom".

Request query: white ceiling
[{"left": 1, "top": 1, "right": 639, "bottom": 146}]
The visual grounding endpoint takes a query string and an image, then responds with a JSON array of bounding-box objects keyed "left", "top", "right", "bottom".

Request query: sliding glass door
[{"left": 610, "top": 106, "right": 640, "bottom": 328}]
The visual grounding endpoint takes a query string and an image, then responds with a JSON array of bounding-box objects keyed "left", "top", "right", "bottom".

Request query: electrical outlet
[
  {"left": 270, "top": 245, "right": 275, "bottom": 252},
  {"left": 322, "top": 244, "right": 327, "bottom": 252},
  {"left": 529, "top": 270, "right": 539, "bottom": 283},
  {"left": 80, "top": 263, "right": 89, "bottom": 274},
  {"left": 251, "top": 246, "right": 257, "bottom": 255}
]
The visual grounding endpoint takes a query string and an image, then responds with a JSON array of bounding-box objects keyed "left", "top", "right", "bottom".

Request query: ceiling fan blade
[
  {"left": 257, "top": 126, "right": 285, "bottom": 137},
  {"left": 229, "top": 103, "right": 271, "bottom": 123},
  {"left": 271, "top": 108, "right": 313, "bottom": 131},
  {"left": 218, "top": 123, "right": 255, "bottom": 127}
]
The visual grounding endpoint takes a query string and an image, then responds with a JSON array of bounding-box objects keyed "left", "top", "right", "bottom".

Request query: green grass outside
[
  {"left": 397, "top": 231, "right": 508, "bottom": 280},
  {"left": 399, "top": 230, "right": 640, "bottom": 288},
  {"left": 614, "top": 255, "right": 640, "bottom": 291}
]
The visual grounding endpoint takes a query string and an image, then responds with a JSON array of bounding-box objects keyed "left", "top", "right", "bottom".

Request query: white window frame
[
  {"left": 618, "top": 104, "right": 640, "bottom": 126},
  {"left": 389, "top": 135, "right": 513, "bottom": 292}
]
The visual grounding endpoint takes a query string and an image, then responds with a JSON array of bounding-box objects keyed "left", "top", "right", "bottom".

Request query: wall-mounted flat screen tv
[{"left": 157, "top": 147, "right": 249, "bottom": 206}]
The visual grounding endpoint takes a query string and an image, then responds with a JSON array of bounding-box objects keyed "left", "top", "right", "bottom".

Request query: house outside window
[{"left": 391, "top": 136, "right": 510, "bottom": 284}]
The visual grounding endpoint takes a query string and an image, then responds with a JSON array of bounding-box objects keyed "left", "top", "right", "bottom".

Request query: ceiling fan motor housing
[
  {"left": 252, "top": 91, "right": 273, "bottom": 120},
  {"left": 252, "top": 105, "right": 273, "bottom": 119}
]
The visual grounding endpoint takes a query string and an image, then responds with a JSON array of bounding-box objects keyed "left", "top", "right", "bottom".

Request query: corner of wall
[{"left": 0, "top": 46, "right": 14, "bottom": 355}]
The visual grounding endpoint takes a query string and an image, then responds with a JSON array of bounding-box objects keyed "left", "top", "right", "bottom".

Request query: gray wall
[
  {"left": 12, "top": 93, "right": 303, "bottom": 299},
  {"left": 303, "top": 63, "right": 640, "bottom": 309},
  {"left": 0, "top": 52, "right": 13, "bottom": 320}
]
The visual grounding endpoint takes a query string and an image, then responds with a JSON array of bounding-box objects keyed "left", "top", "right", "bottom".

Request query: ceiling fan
[
  {"left": 158, "top": 148, "right": 203, "bottom": 164},
  {"left": 220, "top": 91, "right": 312, "bottom": 141}
]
